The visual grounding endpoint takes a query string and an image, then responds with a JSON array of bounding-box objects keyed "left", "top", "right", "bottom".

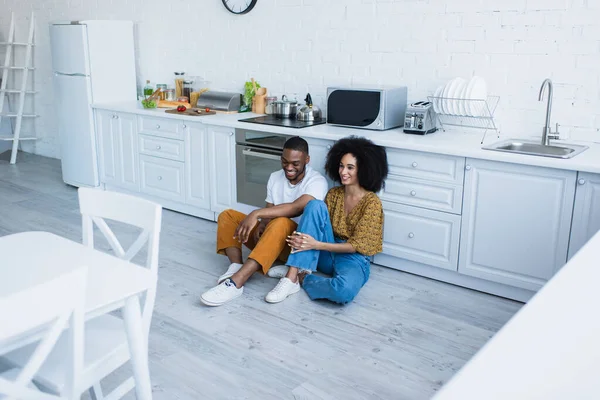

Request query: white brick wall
[{"left": 0, "top": 0, "right": 599, "bottom": 158}]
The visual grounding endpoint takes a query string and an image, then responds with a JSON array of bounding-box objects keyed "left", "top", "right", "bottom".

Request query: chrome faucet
[{"left": 538, "top": 78, "right": 559, "bottom": 146}]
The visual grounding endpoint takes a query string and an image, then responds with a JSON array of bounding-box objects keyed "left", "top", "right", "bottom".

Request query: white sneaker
[
  {"left": 217, "top": 263, "right": 243, "bottom": 284},
  {"left": 265, "top": 277, "right": 300, "bottom": 304},
  {"left": 201, "top": 279, "right": 243, "bottom": 306},
  {"left": 267, "top": 264, "right": 289, "bottom": 279}
]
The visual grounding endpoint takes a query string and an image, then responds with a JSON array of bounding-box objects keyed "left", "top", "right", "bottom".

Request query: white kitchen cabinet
[
  {"left": 95, "top": 110, "right": 139, "bottom": 192},
  {"left": 380, "top": 175, "right": 463, "bottom": 214},
  {"left": 304, "top": 137, "right": 333, "bottom": 187},
  {"left": 139, "top": 155, "right": 185, "bottom": 202},
  {"left": 386, "top": 148, "right": 465, "bottom": 184},
  {"left": 185, "top": 123, "right": 210, "bottom": 210},
  {"left": 459, "top": 159, "right": 576, "bottom": 291},
  {"left": 207, "top": 125, "right": 236, "bottom": 214},
  {"left": 568, "top": 172, "right": 600, "bottom": 259},
  {"left": 375, "top": 201, "right": 461, "bottom": 271}
]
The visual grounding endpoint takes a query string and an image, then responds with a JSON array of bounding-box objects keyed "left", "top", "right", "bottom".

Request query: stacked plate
[{"left": 432, "top": 76, "right": 488, "bottom": 117}]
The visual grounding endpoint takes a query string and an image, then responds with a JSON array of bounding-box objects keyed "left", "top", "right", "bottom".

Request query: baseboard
[{"left": 373, "top": 253, "right": 533, "bottom": 302}]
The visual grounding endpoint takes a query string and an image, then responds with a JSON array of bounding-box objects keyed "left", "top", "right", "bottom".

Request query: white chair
[
  {"left": 3, "top": 188, "right": 162, "bottom": 400},
  {"left": 0, "top": 267, "right": 88, "bottom": 400}
]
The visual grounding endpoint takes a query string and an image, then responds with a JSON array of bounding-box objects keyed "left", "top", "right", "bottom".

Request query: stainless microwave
[{"left": 326, "top": 86, "right": 408, "bottom": 130}]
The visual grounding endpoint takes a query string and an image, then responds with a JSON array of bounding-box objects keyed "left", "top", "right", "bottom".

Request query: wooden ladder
[{"left": 0, "top": 12, "right": 38, "bottom": 164}]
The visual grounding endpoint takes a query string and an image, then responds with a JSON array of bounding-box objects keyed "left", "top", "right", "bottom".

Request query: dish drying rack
[{"left": 426, "top": 96, "right": 500, "bottom": 143}]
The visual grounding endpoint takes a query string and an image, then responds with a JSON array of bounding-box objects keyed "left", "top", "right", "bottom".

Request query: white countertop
[
  {"left": 433, "top": 229, "right": 600, "bottom": 400},
  {"left": 93, "top": 102, "right": 600, "bottom": 174}
]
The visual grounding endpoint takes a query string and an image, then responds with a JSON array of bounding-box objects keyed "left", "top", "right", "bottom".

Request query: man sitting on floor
[{"left": 201, "top": 136, "right": 329, "bottom": 306}]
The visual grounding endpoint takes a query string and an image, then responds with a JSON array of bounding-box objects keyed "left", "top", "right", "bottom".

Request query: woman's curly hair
[{"left": 324, "top": 136, "right": 389, "bottom": 193}]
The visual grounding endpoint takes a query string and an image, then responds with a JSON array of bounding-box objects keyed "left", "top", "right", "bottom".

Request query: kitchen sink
[{"left": 482, "top": 139, "right": 589, "bottom": 159}]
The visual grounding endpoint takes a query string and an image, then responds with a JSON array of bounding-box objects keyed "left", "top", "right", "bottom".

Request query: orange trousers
[{"left": 216, "top": 209, "right": 297, "bottom": 274}]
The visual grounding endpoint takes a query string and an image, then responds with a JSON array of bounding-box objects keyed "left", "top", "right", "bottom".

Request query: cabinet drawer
[
  {"left": 380, "top": 201, "right": 461, "bottom": 270},
  {"left": 139, "top": 134, "right": 185, "bottom": 162},
  {"left": 381, "top": 175, "right": 463, "bottom": 214},
  {"left": 138, "top": 116, "right": 185, "bottom": 140},
  {"left": 386, "top": 148, "right": 465, "bottom": 184},
  {"left": 140, "top": 155, "right": 185, "bottom": 202}
]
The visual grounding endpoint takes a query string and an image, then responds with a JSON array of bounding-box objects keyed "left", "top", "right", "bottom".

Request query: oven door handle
[{"left": 242, "top": 148, "right": 282, "bottom": 161}]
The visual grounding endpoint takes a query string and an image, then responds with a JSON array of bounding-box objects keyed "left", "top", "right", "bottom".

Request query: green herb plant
[{"left": 244, "top": 80, "right": 261, "bottom": 107}]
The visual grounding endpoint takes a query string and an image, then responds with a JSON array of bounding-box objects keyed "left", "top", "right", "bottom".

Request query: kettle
[{"left": 296, "top": 93, "right": 322, "bottom": 121}]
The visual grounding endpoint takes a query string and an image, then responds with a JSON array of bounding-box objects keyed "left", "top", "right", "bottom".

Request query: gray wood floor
[{"left": 0, "top": 151, "right": 523, "bottom": 400}]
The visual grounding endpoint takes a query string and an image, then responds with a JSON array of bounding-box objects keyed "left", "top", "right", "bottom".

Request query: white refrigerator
[{"left": 50, "top": 21, "right": 137, "bottom": 187}]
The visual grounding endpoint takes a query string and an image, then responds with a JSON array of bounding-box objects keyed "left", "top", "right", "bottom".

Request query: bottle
[{"left": 143, "top": 80, "right": 154, "bottom": 97}]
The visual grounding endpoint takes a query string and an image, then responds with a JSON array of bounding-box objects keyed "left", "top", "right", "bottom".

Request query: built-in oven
[{"left": 235, "top": 128, "right": 292, "bottom": 208}]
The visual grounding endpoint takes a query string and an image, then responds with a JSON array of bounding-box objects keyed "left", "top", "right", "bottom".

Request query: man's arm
[
  {"left": 254, "top": 194, "right": 315, "bottom": 220},
  {"left": 234, "top": 195, "right": 315, "bottom": 243}
]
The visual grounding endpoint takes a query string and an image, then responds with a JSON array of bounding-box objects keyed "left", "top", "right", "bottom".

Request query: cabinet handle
[
  {"left": 229, "top": 132, "right": 234, "bottom": 136},
  {"left": 578, "top": 178, "right": 586, "bottom": 185},
  {"left": 411, "top": 162, "right": 418, "bottom": 168},
  {"left": 327, "top": 145, "right": 332, "bottom": 150},
  {"left": 182, "top": 124, "right": 187, "bottom": 129},
  {"left": 410, "top": 190, "right": 416, "bottom": 197},
  {"left": 157, "top": 176, "right": 163, "bottom": 181},
  {"left": 408, "top": 232, "right": 415, "bottom": 238},
  {"left": 156, "top": 145, "right": 161, "bottom": 150},
  {"left": 112, "top": 114, "right": 116, "bottom": 119},
  {"left": 465, "top": 165, "right": 471, "bottom": 171},
  {"left": 156, "top": 124, "right": 160, "bottom": 129}
]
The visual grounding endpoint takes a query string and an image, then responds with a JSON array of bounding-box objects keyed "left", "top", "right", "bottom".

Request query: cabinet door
[
  {"left": 115, "top": 113, "right": 139, "bottom": 192},
  {"left": 208, "top": 126, "right": 236, "bottom": 214},
  {"left": 376, "top": 201, "right": 461, "bottom": 271},
  {"left": 304, "top": 137, "right": 334, "bottom": 189},
  {"left": 140, "top": 155, "right": 185, "bottom": 202},
  {"left": 568, "top": 172, "right": 600, "bottom": 259},
  {"left": 95, "top": 110, "right": 118, "bottom": 185},
  {"left": 459, "top": 159, "right": 576, "bottom": 291},
  {"left": 185, "top": 123, "right": 210, "bottom": 210}
]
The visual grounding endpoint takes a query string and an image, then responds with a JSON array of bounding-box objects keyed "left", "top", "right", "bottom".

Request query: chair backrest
[
  {"left": 77, "top": 187, "right": 162, "bottom": 334},
  {"left": 0, "top": 267, "right": 87, "bottom": 400}
]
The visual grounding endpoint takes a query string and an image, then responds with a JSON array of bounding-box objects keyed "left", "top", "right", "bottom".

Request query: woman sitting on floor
[{"left": 264, "top": 136, "right": 388, "bottom": 304}]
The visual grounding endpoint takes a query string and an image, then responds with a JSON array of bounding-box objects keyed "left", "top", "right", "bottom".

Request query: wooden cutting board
[{"left": 165, "top": 108, "right": 217, "bottom": 117}]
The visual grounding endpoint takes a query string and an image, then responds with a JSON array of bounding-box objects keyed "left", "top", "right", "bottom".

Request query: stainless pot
[
  {"left": 296, "top": 93, "right": 322, "bottom": 121},
  {"left": 274, "top": 95, "right": 298, "bottom": 119}
]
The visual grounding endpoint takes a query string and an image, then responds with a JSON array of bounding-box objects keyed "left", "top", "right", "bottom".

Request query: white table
[
  {"left": 434, "top": 230, "right": 600, "bottom": 400},
  {"left": 0, "top": 231, "right": 156, "bottom": 400}
]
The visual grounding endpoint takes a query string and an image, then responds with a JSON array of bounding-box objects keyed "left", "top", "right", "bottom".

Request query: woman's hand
[{"left": 286, "top": 232, "right": 320, "bottom": 253}]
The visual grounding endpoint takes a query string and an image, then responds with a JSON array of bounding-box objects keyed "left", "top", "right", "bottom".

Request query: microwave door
[{"left": 327, "top": 90, "right": 381, "bottom": 127}]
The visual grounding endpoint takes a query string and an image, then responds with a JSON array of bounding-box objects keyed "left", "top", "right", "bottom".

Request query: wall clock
[{"left": 222, "top": 0, "right": 258, "bottom": 14}]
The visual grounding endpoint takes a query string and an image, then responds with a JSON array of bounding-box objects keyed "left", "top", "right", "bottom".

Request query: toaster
[{"left": 403, "top": 101, "right": 437, "bottom": 135}]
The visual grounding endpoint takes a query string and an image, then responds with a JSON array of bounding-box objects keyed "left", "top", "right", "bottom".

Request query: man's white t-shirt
[{"left": 265, "top": 165, "right": 329, "bottom": 223}]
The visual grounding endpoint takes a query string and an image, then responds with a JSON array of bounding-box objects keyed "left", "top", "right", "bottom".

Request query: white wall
[{"left": 1, "top": 0, "right": 599, "bottom": 159}]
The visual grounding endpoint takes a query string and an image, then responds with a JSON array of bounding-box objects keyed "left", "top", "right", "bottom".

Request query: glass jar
[
  {"left": 156, "top": 84, "right": 167, "bottom": 100},
  {"left": 183, "top": 79, "right": 194, "bottom": 99},
  {"left": 265, "top": 96, "right": 278, "bottom": 115},
  {"left": 174, "top": 72, "right": 185, "bottom": 98},
  {"left": 164, "top": 88, "right": 176, "bottom": 101}
]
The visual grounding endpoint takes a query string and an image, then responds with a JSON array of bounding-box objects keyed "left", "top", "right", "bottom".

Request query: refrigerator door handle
[{"left": 55, "top": 72, "right": 88, "bottom": 77}]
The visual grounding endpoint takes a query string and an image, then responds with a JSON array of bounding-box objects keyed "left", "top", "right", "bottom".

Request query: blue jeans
[{"left": 286, "top": 200, "right": 371, "bottom": 305}]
